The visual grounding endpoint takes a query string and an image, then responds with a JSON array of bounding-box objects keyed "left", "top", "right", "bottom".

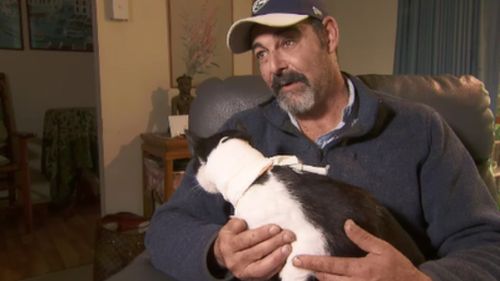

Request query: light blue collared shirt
[{"left": 288, "top": 78, "right": 355, "bottom": 149}]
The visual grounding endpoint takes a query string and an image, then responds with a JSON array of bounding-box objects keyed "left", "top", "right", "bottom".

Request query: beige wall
[
  {"left": 232, "top": 0, "right": 253, "bottom": 75},
  {"left": 96, "top": 0, "right": 255, "bottom": 215},
  {"left": 0, "top": 51, "right": 97, "bottom": 135},
  {"left": 328, "top": 0, "right": 398, "bottom": 75},
  {"left": 95, "top": 0, "right": 170, "bottom": 214}
]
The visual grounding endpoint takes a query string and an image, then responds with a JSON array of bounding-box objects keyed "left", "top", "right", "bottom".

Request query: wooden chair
[{"left": 0, "top": 73, "right": 37, "bottom": 232}]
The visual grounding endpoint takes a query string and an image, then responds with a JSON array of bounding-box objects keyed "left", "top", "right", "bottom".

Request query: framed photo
[
  {"left": 0, "top": 0, "right": 23, "bottom": 50},
  {"left": 27, "top": 0, "right": 93, "bottom": 51},
  {"left": 168, "top": 0, "right": 234, "bottom": 87}
]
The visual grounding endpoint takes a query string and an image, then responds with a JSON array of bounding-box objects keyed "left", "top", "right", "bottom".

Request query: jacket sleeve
[
  {"left": 145, "top": 160, "right": 234, "bottom": 281},
  {"left": 418, "top": 111, "right": 500, "bottom": 280}
]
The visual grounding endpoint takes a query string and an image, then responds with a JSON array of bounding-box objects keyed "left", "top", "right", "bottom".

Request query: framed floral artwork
[
  {"left": 0, "top": 0, "right": 23, "bottom": 50},
  {"left": 168, "top": 0, "right": 234, "bottom": 87},
  {"left": 27, "top": 0, "right": 93, "bottom": 51}
]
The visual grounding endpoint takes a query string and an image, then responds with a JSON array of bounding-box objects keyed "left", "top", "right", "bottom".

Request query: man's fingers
[
  {"left": 240, "top": 230, "right": 295, "bottom": 262},
  {"left": 216, "top": 219, "right": 299, "bottom": 280},
  {"left": 245, "top": 244, "right": 292, "bottom": 279},
  {"left": 223, "top": 218, "right": 248, "bottom": 234},
  {"left": 236, "top": 224, "right": 284, "bottom": 250},
  {"left": 293, "top": 255, "right": 360, "bottom": 275},
  {"left": 222, "top": 218, "right": 289, "bottom": 252},
  {"left": 344, "top": 219, "right": 386, "bottom": 254},
  {"left": 315, "top": 272, "right": 349, "bottom": 281}
]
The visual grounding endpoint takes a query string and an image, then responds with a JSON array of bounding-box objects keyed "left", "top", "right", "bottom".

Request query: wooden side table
[{"left": 141, "top": 133, "right": 191, "bottom": 217}]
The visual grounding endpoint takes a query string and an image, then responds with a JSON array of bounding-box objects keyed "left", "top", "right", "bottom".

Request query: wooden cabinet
[{"left": 141, "top": 133, "right": 191, "bottom": 217}]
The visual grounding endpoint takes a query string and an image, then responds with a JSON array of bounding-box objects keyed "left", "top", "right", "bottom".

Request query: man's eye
[
  {"left": 282, "top": 40, "right": 295, "bottom": 48},
  {"left": 255, "top": 50, "right": 267, "bottom": 60}
]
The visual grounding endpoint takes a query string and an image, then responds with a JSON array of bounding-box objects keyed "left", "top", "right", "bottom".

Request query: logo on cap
[
  {"left": 252, "top": 0, "right": 270, "bottom": 14},
  {"left": 312, "top": 6, "right": 323, "bottom": 18}
]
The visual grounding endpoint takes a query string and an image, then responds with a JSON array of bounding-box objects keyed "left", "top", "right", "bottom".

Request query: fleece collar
[{"left": 259, "top": 73, "right": 384, "bottom": 142}]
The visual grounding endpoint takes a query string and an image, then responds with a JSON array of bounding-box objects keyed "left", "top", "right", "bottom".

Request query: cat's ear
[
  {"left": 233, "top": 122, "right": 252, "bottom": 144},
  {"left": 235, "top": 121, "right": 248, "bottom": 134}
]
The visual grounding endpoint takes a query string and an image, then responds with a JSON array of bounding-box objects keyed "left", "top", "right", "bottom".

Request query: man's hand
[
  {"left": 213, "top": 218, "right": 296, "bottom": 281},
  {"left": 293, "top": 219, "right": 431, "bottom": 281}
]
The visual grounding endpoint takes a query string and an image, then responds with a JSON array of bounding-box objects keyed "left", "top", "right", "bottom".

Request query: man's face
[{"left": 251, "top": 20, "right": 332, "bottom": 115}]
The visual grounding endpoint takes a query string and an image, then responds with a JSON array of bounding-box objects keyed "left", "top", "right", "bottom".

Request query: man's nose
[{"left": 268, "top": 52, "right": 287, "bottom": 76}]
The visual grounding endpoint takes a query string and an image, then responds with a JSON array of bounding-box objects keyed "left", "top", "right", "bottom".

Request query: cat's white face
[
  {"left": 194, "top": 137, "right": 268, "bottom": 204},
  {"left": 195, "top": 137, "right": 242, "bottom": 195}
]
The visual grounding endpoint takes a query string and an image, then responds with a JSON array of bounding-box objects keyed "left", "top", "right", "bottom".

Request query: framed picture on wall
[
  {"left": 168, "top": 0, "right": 234, "bottom": 87},
  {"left": 0, "top": 0, "right": 23, "bottom": 50},
  {"left": 27, "top": 0, "right": 93, "bottom": 52}
]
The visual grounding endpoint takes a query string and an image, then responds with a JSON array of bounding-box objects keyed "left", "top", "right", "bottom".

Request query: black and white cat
[{"left": 188, "top": 129, "right": 424, "bottom": 281}]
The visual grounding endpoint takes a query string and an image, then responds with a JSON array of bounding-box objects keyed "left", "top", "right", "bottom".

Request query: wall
[
  {"left": 328, "top": 0, "right": 398, "bottom": 75},
  {"left": 96, "top": 0, "right": 255, "bottom": 215},
  {"left": 0, "top": 52, "right": 96, "bottom": 136},
  {"left": 95, "top": 0, "right": 170, "bottom": 214},
  {"left": 232, "top": 0, "right": 253, "bottom": 75},
  {"left": 95, "top": 0, "right": 399, "bottom": 215}
]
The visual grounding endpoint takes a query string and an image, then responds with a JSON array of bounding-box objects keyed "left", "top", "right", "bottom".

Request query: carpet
[{"left": 19, "top": 265, "right": 93, "bottom": 281}]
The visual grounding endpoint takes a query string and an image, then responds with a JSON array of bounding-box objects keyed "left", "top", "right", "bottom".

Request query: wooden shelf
[{"left": 141, "top": 133, "right": 191, "bottom": 217}]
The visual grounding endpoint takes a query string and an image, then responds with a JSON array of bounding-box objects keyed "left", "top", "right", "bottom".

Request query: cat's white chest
[
  {"left": 235, "top": 178, "right": 298, "bottom": 226},
  {"left": 234, "top": 175, "right": 328, "bottom": 281}
]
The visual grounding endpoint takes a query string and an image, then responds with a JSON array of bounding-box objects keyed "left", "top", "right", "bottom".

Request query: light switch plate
[{"left": 109, "top": 0, "right": 129, "bottom": 21}]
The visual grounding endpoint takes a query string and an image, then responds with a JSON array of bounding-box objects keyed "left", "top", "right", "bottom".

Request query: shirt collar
[{"left": 288, "top": 77, "right": 356, "bottom": 148}]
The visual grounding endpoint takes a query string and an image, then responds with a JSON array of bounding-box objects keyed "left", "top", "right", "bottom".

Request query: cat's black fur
[
  {"left": 271, "top": 165, "right": 421, "bottom": 260},
  {"left": 188, "top": 129, "right": 425, "bottom": 279}
]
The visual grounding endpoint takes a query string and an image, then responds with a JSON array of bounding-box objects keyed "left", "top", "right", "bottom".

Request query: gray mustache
[{"left": 271, "top": 72, "right": 310, "bottom": 94}]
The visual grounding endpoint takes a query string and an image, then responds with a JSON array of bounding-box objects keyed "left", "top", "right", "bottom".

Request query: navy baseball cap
[{"left": 227, "top": 0, "right": 328, "bottom": 54}]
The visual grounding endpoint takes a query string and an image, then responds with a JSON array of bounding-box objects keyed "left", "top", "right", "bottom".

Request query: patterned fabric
[
  {"left": 41, "top": 107, "right": 98, "bottom": 206},
  {"left": 93, "top": 212, "right": 149, "bottom": 281}
]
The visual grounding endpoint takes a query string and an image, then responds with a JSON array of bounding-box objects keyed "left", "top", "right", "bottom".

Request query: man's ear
[{"left": 323, "top": 16, "right": 340, "bottom": 54}]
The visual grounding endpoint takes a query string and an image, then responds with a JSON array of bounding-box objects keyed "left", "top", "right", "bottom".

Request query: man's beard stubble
[{"left": 271, "top": 71, "right": 316, "bottom": 115}]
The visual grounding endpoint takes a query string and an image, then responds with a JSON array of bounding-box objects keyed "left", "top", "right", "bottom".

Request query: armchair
[{"left": 105, "top": 74, "right": 497, "bottom": 281}]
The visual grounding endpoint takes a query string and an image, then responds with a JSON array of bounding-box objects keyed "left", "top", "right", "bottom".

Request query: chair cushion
[{"left": 190, "top": 76, "right": 272, "bottom": 137}]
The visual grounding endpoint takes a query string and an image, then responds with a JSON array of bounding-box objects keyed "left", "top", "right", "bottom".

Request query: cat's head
[{"left": 186, "top": 129, "right": 252, "bottom": 194}]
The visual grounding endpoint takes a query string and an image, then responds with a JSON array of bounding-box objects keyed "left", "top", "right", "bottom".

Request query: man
[{"left": 146, "top": 0, "right": 500, "bottom": 280}]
